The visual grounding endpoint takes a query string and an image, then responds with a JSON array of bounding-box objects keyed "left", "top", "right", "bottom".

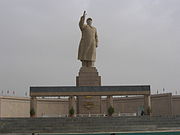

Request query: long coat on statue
[{"left": 78, "top": 16, "right": 98, "bottom": 61}]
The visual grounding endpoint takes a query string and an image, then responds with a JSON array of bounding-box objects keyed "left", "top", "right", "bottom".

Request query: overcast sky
[{"left": 0, "top": 0, "right": 180, "bottom": 96}]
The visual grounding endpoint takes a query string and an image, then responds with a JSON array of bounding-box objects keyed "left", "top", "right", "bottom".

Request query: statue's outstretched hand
[{"left": 83, "top": 11, "right": 86, "bottom": 16}]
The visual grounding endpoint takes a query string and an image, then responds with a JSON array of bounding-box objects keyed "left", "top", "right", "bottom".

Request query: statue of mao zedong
[{"left": 78, "top": 11, "right": 98, "bottom": 67}]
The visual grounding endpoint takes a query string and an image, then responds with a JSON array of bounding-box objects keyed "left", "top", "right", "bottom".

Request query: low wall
[
  {"left": 151, "top": 93, "right": 172, "bottom": 116},
  {"left": 36, "top": 98, "right": 69, "bottom": 117},
  {"left": 109, "top": 93, "right": 172, "bottom": 116},
  {"left": 172, "top": 96, "right": 180, "bottom": 115},
  {"left": 0, "top": 93, "right": 179, "bottom": 117},
  {"left": 0, "top": 96, "right": 30, "bottom": 117}
]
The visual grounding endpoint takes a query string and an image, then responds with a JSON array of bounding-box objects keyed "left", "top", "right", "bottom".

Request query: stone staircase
[{"left": 1, "top": 116, "right": 180, "bottom": 133}]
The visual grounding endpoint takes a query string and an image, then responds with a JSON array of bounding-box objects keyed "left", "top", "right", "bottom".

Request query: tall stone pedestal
[{"left": 76, "top": 67, "right": 101, "bottom": 114}]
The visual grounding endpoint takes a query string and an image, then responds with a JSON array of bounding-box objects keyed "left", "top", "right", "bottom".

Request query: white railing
[
  {"left": 117, "top": 113, "right": 137, "bottom": 116},
  {"left": 41, "top": 113, "right": 137, "bottom": 117}
]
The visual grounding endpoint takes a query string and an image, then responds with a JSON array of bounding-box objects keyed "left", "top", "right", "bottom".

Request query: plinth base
[{"left": 76, "top": 67, "right": 101, "bottom": 114}]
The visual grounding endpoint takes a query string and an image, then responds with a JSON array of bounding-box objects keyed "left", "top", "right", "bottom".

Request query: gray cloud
[{"left": 0, "top": 0, "right": 179, "bottom": 96}]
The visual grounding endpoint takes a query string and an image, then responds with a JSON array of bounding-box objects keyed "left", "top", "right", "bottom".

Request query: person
[
  {"left": 78, "top": 11, "right": 98, "bottom": 67},
  {"left": 141, "top": 110, "right": 144, "bottom": 116}
]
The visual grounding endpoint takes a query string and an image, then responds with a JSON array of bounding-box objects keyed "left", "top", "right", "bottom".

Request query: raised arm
[{"left": 79, "top": 11, "right": 86, "bottom": 31}]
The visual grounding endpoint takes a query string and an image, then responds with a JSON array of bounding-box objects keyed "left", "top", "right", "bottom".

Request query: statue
[{"left": 78, "top": 11, "right": 98, "bottom": 67}]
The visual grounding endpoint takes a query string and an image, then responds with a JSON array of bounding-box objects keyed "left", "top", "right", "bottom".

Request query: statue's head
[{"left": 86, "top": 18, "right": 92, "bottom": 26}]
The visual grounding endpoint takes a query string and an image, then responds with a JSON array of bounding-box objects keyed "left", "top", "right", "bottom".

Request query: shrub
[
  {"left": 69, "top": 107, "right": 75, "bottom": 117},
  {"left": 30, "top": 108, "right": 35, "bottom": 117},
  {"left": 108, "top": 106, "right": 114, "bottom": 116}
]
